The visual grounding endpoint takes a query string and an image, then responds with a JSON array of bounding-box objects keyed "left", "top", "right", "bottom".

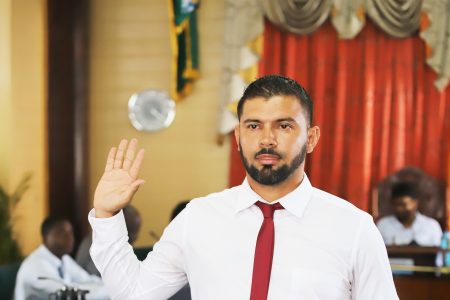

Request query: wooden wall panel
[
  {"left": 1, "top": 0, "right": 47, "bottom": 254},
  {"left": 47, "top": 0, "right": 89, "bottom": 243},
  {"left": 89, "top": 0, "right": 230, "bottom": 246}
]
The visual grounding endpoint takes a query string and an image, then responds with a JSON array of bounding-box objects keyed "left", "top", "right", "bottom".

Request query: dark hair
[
  {"left": 237, "top": 75, "right": 313, "bottom": 125},
  {"left": 41, "top": 216, "right": 70, "bottom": 238},
  {"left": 171, "top": 200, "right": 190, "bottom": 221},
  {"left": 391, "top": 182, "right": 419, "bottom": 201}
]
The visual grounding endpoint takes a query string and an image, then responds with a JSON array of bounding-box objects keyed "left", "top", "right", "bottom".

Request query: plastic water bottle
[
  {"left": 443, "top": 231, "right": 450, "bottom": 266},
  {"left": 436, "top": 231, "right": 450, "bottom": 267}
]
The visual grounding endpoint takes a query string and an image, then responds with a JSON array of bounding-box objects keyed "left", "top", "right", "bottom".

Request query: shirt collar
[
  {"left": 234, "top": 173, "right": 314, "bottom": 219},
  {"left": 411, "top": 212, "right": 424, "bottom": 227}
]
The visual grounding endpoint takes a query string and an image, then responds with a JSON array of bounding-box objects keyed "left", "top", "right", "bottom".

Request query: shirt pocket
[{"left": 290, "top": 267, "right": 350, "bottom": 300}]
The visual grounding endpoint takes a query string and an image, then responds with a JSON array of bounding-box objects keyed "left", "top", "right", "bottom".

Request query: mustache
[{"left": 254, "top": 148, "right": 282, "bottom": 159}]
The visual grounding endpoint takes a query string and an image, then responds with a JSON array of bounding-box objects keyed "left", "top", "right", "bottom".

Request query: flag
[{"left": 169, "top": 0, "right": 200, "bottom": 101}]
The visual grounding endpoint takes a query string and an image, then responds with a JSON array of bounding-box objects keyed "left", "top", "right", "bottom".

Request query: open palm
[{"left": 94, "top": 139, "right": 145, "bottom": 218}]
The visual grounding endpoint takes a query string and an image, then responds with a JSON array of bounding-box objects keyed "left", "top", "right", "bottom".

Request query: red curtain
[{"left": 229, "top": 19, "right": 450, "bottom": 213}]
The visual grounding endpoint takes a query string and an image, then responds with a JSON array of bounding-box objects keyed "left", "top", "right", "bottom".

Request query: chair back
[{"left": 0, "top": 261, "right": 21, "bottom": 300}]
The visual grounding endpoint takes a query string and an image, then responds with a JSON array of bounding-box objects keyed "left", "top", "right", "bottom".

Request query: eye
[
  {"left": 247, "top": 123, "right": 259, "bottom": 130},
  {"left": 279, "top": 123, "right": 292, "bottom": 129}
]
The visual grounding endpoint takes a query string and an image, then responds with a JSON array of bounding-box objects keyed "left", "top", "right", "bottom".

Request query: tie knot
[{"left": 255, "top": 201, "right": 284, "bottom": 219}]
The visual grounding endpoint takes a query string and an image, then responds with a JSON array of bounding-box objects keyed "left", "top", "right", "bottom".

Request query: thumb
[
  {"left": 124, "top": 179, "right": 145, "bottom": 200},
  {"left": 132, "top": 179, "right": 145, "bottom": 189}
]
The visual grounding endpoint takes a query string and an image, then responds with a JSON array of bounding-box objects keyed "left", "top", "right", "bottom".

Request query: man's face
[
  {"left": 45, "top": 221, "right": 75, "bottom": 258},
  {"left": 235, "top": 95, "right": 318, "bottom": 186},
  {"left": 392, "top": 196, "right": 418, "bottom": 223}
]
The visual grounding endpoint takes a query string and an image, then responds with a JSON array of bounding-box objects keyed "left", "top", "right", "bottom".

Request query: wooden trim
[{"left": 47, "top": 0, "right": 89, "bottom": 245}]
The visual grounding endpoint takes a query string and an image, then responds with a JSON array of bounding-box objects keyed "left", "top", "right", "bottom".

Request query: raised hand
[{"left": 93, "top": 139, "right": 145, "bottom": 218}]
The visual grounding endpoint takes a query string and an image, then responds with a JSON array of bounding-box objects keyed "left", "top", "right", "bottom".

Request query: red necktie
[{"left": 250, "top": 201, "right": 284, "bottom": 300}]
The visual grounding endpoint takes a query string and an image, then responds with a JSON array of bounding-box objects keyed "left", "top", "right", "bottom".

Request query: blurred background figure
[
  {"left": 377, "top": 182, "right": 442, "bottom": 246},
  {"left": 76, "top": 205, "right": 142, "bottom": 276},
  {"left": 376, "top": 167, "right": 446, "bottom": 227},
  {"left": 171, "top": 201, "right": 190, "bottom": 221},
  {"left": 14, "top": 216, "right": 108, "bottom": 299}
]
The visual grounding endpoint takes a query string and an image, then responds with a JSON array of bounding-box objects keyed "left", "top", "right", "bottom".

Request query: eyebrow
[
  {"left": 275, "top": 117, "right": 297, "bottom": 123},
  {"left": 243, "top": 117, "right": 297, "bottom": 124},
  {"left": 243, "top": 119, "right": 261, "bottom": 124}
]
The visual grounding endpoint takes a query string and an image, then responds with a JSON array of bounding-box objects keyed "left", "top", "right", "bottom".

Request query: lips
[{"left": 256, "top": 154, "right": 280, "bottom": 164}]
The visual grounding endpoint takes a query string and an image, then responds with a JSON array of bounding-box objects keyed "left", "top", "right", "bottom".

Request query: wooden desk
[
  {"left": 394, "top": 275, "right": 450, "bottom": 300},
  {"left": 387, "top": 246, "right": 442, "bottom": 266},
  {"left": 387, "top": 246, "right": 441, "bottom": 254},
  {"left": 387, "top": 246, "right": 450, "bottom": 299}
]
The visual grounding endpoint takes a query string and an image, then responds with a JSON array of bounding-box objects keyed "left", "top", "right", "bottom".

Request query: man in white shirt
[
  {"left": 14, "top": 217, "right": 109, "bottom": 300},
  {"left": 377, "top": 182, "right": 442, "bottom": 246},
  {"left": 89, "top": 75, "right": 398, "bottom": 299}
]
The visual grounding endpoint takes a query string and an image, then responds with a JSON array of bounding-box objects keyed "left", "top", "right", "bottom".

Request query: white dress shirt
[
  {"left": 76, "top": 234, "right": 102, "bottom": 277},
  {"left": 376, "top": 213, "right": 443, "bottom": 246},
  {"left": 89, "top": 174, "right": 398, "bottom": 300},
  {"left": 14, "top": 245, "right": 109, "bottom": 300}
]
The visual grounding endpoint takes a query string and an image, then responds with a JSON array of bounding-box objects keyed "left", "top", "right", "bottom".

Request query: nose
[{"left": 259, "top": 126, "right": 277, "bottom": 148}]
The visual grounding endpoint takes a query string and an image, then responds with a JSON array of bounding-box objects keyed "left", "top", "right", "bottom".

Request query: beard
[
  {"left": 239, "top": 142, "right": 307, "bottom": 186},
  {"left": 395, "top": 211, "right": 414, "bottom": 223}
]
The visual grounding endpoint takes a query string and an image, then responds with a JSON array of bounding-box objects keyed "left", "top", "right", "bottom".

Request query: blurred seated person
[
  {"left": 14, "top": 216, "right": 109, "bottom": 300},
  {"left": 170, "top": 200, "right": 189, "bottom": 221},
  {"left": 377, "top": 182, "right": 442, "bottom": 246},
  {"left": 76, "top": 205, "right": 141, "bottom": 276}
]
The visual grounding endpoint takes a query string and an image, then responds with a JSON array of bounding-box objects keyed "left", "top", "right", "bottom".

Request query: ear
[
  {"left": 306, "top": 126, "right": 320, "bottom": 153},
  {"left": 234, "top": 125, "right": 240, "bottom": 151}
]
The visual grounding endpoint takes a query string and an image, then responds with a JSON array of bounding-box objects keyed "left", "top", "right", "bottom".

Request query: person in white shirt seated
[
  {"left": 14, "top": 216, "right": 109, "bottom": 300},
  {"left": 377, "top": 182, "right": 443, "bottom": 246}
]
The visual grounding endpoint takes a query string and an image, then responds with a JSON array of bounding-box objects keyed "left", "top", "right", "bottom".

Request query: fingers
[
  {"left": 113, "top": 139, "right": 128, "bottom": 169},
  {"left": 130, "top": 149, "right": 145, "bottom": 179},
  {"left": 108, "top": 139, "right": 144, "bottom": 175},
  {"left": 123, "top": 138, "right": 138, "bottom": 171},
  {"left": 105, "top": 147, "right": 117, "bottom": 171}
]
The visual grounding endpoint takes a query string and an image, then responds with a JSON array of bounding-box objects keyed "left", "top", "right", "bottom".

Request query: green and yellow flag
[{"left": 169, "top": 0, "right": 200, "bottom": 101}]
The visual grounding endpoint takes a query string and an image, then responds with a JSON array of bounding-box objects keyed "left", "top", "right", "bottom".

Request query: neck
[
  {"left": 44, "top": 245, "right": 63, "bottom": 259},
  {"left": 401, "top": 213, "right": 417, "bottom": 228},
  {"left": 247, "top": 170, "right": 304, "bottom": 203}
]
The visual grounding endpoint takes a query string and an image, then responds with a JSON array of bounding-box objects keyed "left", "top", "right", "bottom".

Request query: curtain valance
[{"left": 218, "top": 0, "right": 450, "bottom": 136}]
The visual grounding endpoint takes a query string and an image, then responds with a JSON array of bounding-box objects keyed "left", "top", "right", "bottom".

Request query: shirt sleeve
[
  {"left": 351, "top": 214, "right": 399, "bottom": 300},
  {"left": 88, "top": 208, "right": 188, "bottom": 300},
  {"left": 15, "top": 261, "right": 65, "bottom": 299},
  {"left": 430, "top": 219, "right": 443, "bottom": 246}
]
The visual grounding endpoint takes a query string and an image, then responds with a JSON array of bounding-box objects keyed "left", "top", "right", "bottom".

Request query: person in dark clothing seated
[{"left": 76, "top": 205, "right": 142, "bottom": 276}]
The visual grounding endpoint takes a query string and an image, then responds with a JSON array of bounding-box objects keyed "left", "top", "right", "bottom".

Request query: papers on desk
[{"left": 389, "top": 258, "right": 414, "bottom": 275}]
